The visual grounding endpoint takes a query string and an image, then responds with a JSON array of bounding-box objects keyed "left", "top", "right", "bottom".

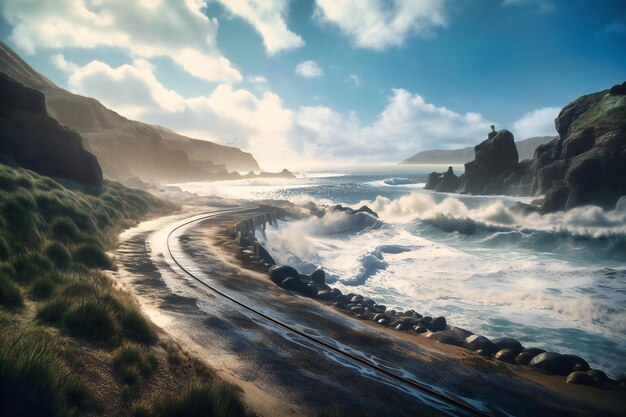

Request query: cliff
[
  {"left": 401, "top": 136, "right": 555, "bottom": 165},
  {"left": 0, "top": 73, "right": 102, "bottom": 185},
  {"left": 424, "top": 81, "right": 626, "bottom": 212},
  {"left": 0, "top": 41, "right": 260, "bottom": 182}
]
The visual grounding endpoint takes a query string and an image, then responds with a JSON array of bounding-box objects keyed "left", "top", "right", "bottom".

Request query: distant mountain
[
  {"left": 400, "top": 136, "right": 556, "bottom": 165},
  {"left": 0, "top": 41, "right": 260, "bottom": 182}
]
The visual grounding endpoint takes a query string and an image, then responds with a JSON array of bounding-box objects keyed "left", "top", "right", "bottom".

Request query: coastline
[
  {"left": 228, "top": 204, "right": 626, "bottom": 396},
  {"left": 104, "top": 200, "right": 626, "bottom": 416}
]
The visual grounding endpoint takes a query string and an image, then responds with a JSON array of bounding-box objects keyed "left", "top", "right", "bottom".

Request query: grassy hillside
[{"left": 0, "top": 163, "right": 252, "bottom": 417}]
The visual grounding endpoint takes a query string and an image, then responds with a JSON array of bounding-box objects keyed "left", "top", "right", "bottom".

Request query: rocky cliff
[
  {"left": 0, "top": 41, "right": 260, "bottom": 182},
  {"left": 0, "top": 73, "right": 102, "bottom": 185},
  {"left": 424, "top": 81, "right": 626, "bottom": 212},
  {"left": 401, "top": 136, "right": 554, "bottom": 165},
  {"left": 530, "top": 82, "right": 626, "bottom": 211}
]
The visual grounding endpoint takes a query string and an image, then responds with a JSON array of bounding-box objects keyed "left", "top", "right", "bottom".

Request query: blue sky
[{"left": 1, "top": 0, "right": 624, "bottom": 169}]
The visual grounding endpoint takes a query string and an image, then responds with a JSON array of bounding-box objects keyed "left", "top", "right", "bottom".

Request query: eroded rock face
[
  {"left": 424, "top": 130, "right": 520, "bottom": 195},
  {"left": 423, "top": 82, "right": 626, "bottom": 212},
  {"left": 458, "top": 129, "right": 519, "bottom": 195},
  {"left": 425, "top": 166, "right": 460, "bottom": 192},
  {"left": 533, "top": 81, "right": 626, "bottom": 211},
  {"left": 0, "top": 73, "right": 102, "bottom": 185}
]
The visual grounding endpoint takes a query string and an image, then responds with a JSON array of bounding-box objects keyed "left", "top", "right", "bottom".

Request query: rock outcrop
[
  {"left": 425, "top": 129, "right": 520, "bottom": 195},
  {"left": 425, "top": 166, "right": 460, "bottom": 192},
  {"left": 458, "top": 129, "right": 519, "bottom": 195},
  {"left": 529, "top": 81, "right": 626, "bottom": 211},
  {"left": 424, "top": 81, "right": 626, "bottom": 212},
  {"left": 0, "top": 73, "right": 102, "bottom": 185}
]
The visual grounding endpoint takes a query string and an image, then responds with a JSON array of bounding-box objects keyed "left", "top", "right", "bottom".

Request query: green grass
[
  {"left": 120, "top": 309, "right": 157, "bottom": 345},
  {"left": 72, "top": 243, "right": 113, "bottom": 269},
  {"left": 0, "top": 273, "right": 23, "bottom": 308},
  {"left": 0, "top": 164, "right": 251, "bottom": 417},
  {"left": 44, "top": 242, "right": 71, "bottom": 269},
  {"left": 113, "top": 342, "right": 157, "bottom": 385},
  {"left": 0, "top": 323, "right": 87, "bottom": 417},
  {"left": 30, "top": 273, "right": 61, "bottom": 300},
  {"left": 133, "top": 380, "right": 250, "bottom": 417}
]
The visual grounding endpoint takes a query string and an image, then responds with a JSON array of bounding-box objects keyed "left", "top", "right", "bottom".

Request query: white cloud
[
  {"left": 50, "top": 54, "right": 78, "bottom": 73},
  {"left": 346, "top": 74, "right": 362, "bottom": 87},
  {"left": 63, "top": 59, "right": 493, "bottom": 169},
  {"left": 513, "top": 107, "right": 560, "bottom": 139},
  {"left": 1, "top": 0, "right": 242, "bottom": 83},
  {"left": 295, "top": 60, "right": 324, "bottom": 78},
  {"left": 216, "top": 0, "right": 303, "bottom": 54},
  {"left": 314, "top": 0, "right": 446, "bottom": 50},
  {"left": 502, "top": 0, "right": 555, "bottom": 13},
  {"left": 67, "top": 59, "right": 293, "bottom": 169},
  {"left": 68, "top": 59, "right": 186, "bottom": 118},
  {"left": 294, "top": 89, "right": 493, "bottom": 163},
  {"left": 247, "top": 75, "right": 268, "bottom": 84}
]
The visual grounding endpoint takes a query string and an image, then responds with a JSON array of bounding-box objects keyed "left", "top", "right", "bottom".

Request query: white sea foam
[
  {"left": 258, "top": 201, "right": 626, "bottom": 376},
  {"left": 357, "top": 192, "right": 626, "bottom": 238}
]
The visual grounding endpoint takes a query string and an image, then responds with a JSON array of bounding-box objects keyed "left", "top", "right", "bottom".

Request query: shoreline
[
  {"left": 232, "top": 204, "right": 626, "bottom": 390},
  {"left": 112, "top": 202, "right": 626, "bottom": 416}
]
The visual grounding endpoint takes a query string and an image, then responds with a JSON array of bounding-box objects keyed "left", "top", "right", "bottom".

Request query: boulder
[
  {"left": 427, "top": 316, "right": 447, "bottom": 332},
  {"left": 529, "top": 352, "right": 579, "bottom": 376},
  {"left": 425, "top": 331, "right": 463, "bottom": 346},
  {"left": 413, "top": 324, "right": 428, "bottom": 333},
  {"left": 466, "top": 335, "right": 496, "bottom": 354},
  {"left": 562, "top": 354, "right": 590, "bottom": 372},
  {"left": 280, "top": 276, "right": 308, "bottom": 293},
  {"left": 269, "top": 265, "right": 299, "bottom": 285},
  {"left": 317, "top": 290, "right": 336, "bottom": 301},
  {"left": 566, "top": 371, "right": 596, "bottom": 387},
  {"left": 304, "top": 283, "right": 318, "bottom": 298},
  {"left": 310, "top": 269, "right": 325, "bottom": 285},
  {"left": 495, "top": 349, "right": 516, "bottom": 363},
  {"left": 491, "top": 337, "right": 523, "bottom": 355}
]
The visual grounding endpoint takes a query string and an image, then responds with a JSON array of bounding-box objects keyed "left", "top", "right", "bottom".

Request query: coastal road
[{"left": 114, "top": 205, "right": 626, "bottom": 417}]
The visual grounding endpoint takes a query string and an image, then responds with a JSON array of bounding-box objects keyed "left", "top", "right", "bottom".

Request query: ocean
[{"left": 173, "top": 166, "right": 626, "bottom": 378}]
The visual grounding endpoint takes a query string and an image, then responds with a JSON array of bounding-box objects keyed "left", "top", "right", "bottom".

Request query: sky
[{"left": 0, "top": 0, "right": 625, "bottom": 170}]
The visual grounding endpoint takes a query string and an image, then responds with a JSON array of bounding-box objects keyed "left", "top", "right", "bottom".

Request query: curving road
[{"left": 114, "top": 206, "right": 625, "bottom": 417}]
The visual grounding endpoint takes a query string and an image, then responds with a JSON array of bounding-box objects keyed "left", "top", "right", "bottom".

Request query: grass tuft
[
  {"left": 0, "top": 273, "right": 23, "bottom": 308},
  {"left": 30, "top": 273, "right": 61, "bottom": 300},
  {"left": 72, "top": 243, "right": 113, "bottom": 269},
  {"left": 50, "top": 217, "right": 81, "bottom": 243},
  {"left": 137, "top": 380, "right": 249, "bottom": 417},
  {"left": 113, "top": 342, "right": 157, "bottom": 385},
  {"left": 120, "top": 309, "right": 157, "bottom": 345},
  {"left": 0, "top": 326, "right": 87, "bottom": 417},
  {"left": 44, "top": 242, "right": 71, "bottom": 269},
  {"left": 63, "top": 300, "right": 118, "bottom": 342}
]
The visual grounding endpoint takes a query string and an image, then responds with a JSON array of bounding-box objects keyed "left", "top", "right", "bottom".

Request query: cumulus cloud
[
  {"left": 67, "top": 59, "right": 293, "bottom": 169},
  {"left": 216, "top": 0, "right": 303, "bottom": 54},
  {"left": 68, "top": 59, "right": 186, "bottom": 118},
  {"left": 1, "top": 0, "right": 242, "bottom": 83},
  {"left": 294, "top": 89, "right": 493, "bottom": 163},
  {"left": 295, "top": 60, "right": 324, "bottom": 78},
  {"left": 62, "top": 58, "right": 493, "bottom": 169},
  {"left": 314, "top": 0, "right": 447, "bottom": 50},
  {"left": 50, "top": 54, "right": 78, "bottom": 73},
  {"left": 513, "top": 107, "right": 560, "bottom": 139}
]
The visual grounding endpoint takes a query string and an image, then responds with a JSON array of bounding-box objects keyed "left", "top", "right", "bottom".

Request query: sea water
[{"left": 173, "top": 166, "right": 626, "bottom": 378}]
